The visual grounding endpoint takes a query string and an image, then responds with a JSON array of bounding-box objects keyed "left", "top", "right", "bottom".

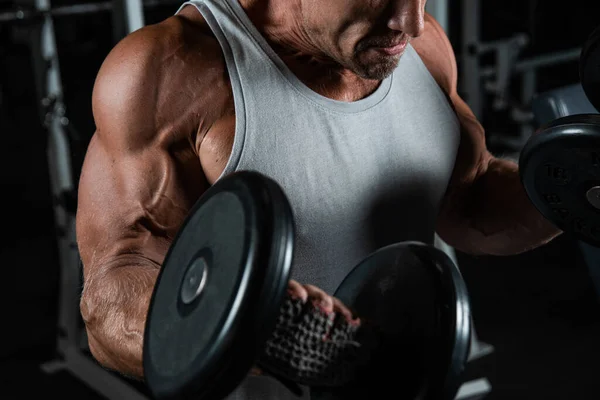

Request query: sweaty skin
[{"left": 77, "top": 0, "right": 561, "bottom": 381}]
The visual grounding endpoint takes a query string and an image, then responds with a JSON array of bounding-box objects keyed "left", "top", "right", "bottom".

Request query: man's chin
[
  {"left": 355, "top": 61, "right": 398, "bottom": 80},
  {"left": 351, "top": 51, "right": 402, "bottom": 80}
]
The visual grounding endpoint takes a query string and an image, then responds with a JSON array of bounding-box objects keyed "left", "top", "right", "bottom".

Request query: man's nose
[{"left": 387, "top": 0, "right": 426, "bottom": 38}]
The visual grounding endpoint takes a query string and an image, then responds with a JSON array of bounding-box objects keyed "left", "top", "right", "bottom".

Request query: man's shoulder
[
  {"left": 410, "top": 13, "right": 457, "bottom": 95},
  {"left": 92, "top": 7, "right": 232, "bottom": 151},
  {"left": 101, "top": 7, "right": 225, "bottom": 79}
]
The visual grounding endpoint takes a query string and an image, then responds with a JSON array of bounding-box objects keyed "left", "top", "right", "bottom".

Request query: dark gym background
[{"left": 1, "top": 0, "right": 600, "bottom": 398}]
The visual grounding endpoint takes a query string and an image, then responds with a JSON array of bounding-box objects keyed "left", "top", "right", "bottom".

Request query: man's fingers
[
  {"left": 303, "top": 284, "right": 334, "bottom": 313},
  {"left": 303, "top": 285, "right": 358, "bottom": 325},
  {"left": 287, "top": 280, "right": 308, "bottom": 302},
  {"left": 331, "top": 296, "right": 360, "bottom": 326},
  {"left": 288, "top": 281, "right": 360, "bottom": 325}
]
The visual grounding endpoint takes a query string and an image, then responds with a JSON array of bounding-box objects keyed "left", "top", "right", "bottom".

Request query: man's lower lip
[{"left": 374, "top": 42, "right": 406, "bottom": 56}]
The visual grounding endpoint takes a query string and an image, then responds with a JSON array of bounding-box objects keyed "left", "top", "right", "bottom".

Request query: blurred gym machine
[
  {"left": 32, "top": 0, "right": 150, "bottom": 396},
  {"left": 459, "top": 0, "right": 582, "bottom": 155},
  {"left": 0, "top": 0, "right": 173, "bottom": 398}
]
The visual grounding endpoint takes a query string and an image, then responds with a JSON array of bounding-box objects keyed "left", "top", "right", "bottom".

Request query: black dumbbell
[
  {"left": 143, "top": 170, "right": 471, "bottom": 400},
  {"left": 520, "top": 25, "right": 600, "bottom": 247}
]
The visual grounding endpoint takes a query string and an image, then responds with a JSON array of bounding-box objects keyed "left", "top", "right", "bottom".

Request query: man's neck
[
  {"left": 238, "top": 0, "right": 325, "bottom": 63},
  {"left": 237, "top": 0, "right": 379, "bottom": 101}
]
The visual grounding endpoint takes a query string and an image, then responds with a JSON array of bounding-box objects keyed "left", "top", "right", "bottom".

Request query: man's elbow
[
  {"left": 436, "top": 220, "right": 489, "bottom": 256},
  {"left": 79, "top": 272, "right": 113, "bottom": 331},
  {"left": 437, "top": 217, "right": 561, "bottom": 257},
  {"left": 80, "top": 294, "right": 113, "bottom": 368}
]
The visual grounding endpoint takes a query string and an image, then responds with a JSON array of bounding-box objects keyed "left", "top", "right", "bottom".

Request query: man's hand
[
  {"left": 253, "top": 279, "right": 370, "bottom": 388},
  {"left": 249, "top": 280, "right": 361, "bottom": 380},
  {"left": 286, "top": 280, "right": 360, "bottom": 326}
]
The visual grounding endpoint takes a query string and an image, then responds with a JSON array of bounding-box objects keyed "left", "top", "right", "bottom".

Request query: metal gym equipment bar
[
  {"left": 1, "top": 2, "right": 111, "bottom": 22},
  {"left": 0, "top": 0, "right": 179, "bottom": 42},
  {"left": 0, "top": 0, "right": 175, "bottom": 21},
  {"left": 18, "top": 0, "right": 166, "bottom": 398}
]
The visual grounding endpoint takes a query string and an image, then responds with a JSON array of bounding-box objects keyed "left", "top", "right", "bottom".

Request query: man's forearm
[
  {"left": 81, "top": 262, "right": 159, "bottom": 379},
  {"left": 449, "top": 158, "right": 562, "bottom": 256}
]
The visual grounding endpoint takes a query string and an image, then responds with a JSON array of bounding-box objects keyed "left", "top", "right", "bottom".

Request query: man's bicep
[
  {"left": 78, "top": 26, "right": 208, "bottom": 271},
  {"left": 413, "top": 15, "right": 492, "bottom": 190},
  {"left": 448, "top": 94, "right": 492, "bottom": 185},
  {"left": 76, "top": 132, "right": 202, "bottom": 271},
  {"left": 435, "top": 92, "right": 494, "bottom": 247}
]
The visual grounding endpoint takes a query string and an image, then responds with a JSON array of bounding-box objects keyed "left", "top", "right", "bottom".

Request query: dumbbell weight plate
[
  {"left": 519, "top": 114, "right": 600, "bottom": 247},
  {"left": 311, "top": 241, "right": 471, "bottom": 400},
  {"left": 143, "top": 170, "right": 295, "bottom": 400}
]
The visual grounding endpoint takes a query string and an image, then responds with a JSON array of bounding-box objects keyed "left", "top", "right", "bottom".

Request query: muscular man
[{"left": 76, "top": 0, "right": 561, "bottom": 398}]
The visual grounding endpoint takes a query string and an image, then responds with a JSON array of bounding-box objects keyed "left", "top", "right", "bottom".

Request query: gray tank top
[{"left": 177, "top": 1, "right": 461, "bottom": 399}]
